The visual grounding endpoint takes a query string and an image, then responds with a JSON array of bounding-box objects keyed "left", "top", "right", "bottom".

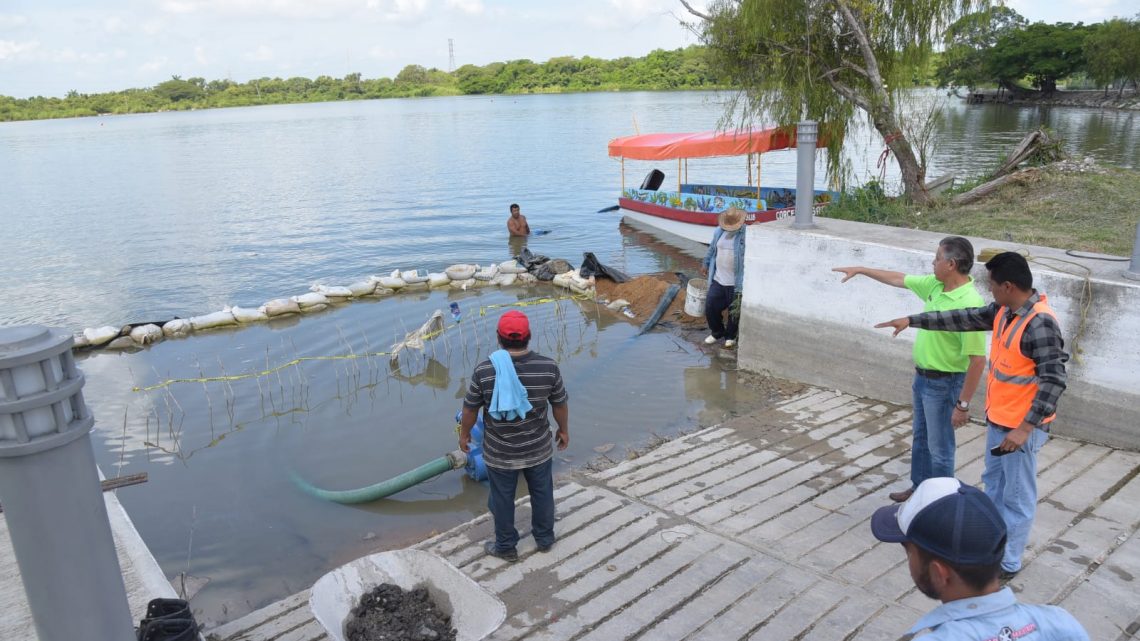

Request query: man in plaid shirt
[{"left": 876, "top": 252, "right": 1068, "bottom": 580}]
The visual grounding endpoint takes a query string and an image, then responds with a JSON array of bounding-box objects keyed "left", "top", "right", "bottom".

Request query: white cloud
[
  {"left": 446, "top": 0, "right": 484, "bottom": 16},
  {"left": 245, "top": 45, "right": 273, "bottom": 61},
  {"left": 104, "top": 17, "right": 128, "bottom": 34},
  {"left": 365, "top": 0, "right": 430, "bottom": 22},
  {"left": 140, "top": 56, "right": 168, "bottom": 72},
  {"left": 194, "top": 45, "right": 209, "bottom": 64},
  {"left": 141, "top": 19, "right": 166, "bottom": 35},
  {"left": 0, "top": 14, "right": 29, "bottom": 29},
  {"left": 368, "top": 45, "right": 397, "bottom": 59},
  {"left": 0, "top": 39, "right": 39, "bottom": 60},
  {"left": 160, "top": 0, "right": 369, "bottom": 19}
]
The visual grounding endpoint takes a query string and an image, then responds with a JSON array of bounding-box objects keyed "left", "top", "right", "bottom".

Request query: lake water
[{"left": 2, "top": 91, "right": 1137, "bottom": 625}]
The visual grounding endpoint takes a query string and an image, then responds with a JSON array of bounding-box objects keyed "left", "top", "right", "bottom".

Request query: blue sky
[{"left": 2, "top": 0, "right": 1137, "bottom": 98}]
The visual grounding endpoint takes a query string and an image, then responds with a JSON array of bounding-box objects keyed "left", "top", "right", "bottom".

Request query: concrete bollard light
[
  {"left": 0, "top": 325, "right": 135, "bottom": 641},
  {"left": 1124, "top": 222, "right": 1140, "bottom": 282},
  {"left": 793, "top": 120, "right": 819, "bottom": 229}
]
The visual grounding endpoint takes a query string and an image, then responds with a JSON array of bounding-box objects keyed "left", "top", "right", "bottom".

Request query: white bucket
[
  {"left": 310, "top": 549, "right": 506, "bottom": 641},
  {"left": 684, "top": 279, "right": 708, "bottom": 317}
]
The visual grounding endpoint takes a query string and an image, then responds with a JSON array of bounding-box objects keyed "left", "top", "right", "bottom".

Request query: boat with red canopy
[{"left": 607, "top": 125, "right": 836, "bottom": 245}]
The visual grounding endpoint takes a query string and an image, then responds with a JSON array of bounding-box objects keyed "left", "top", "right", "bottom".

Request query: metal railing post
[
  {"left": 793, "top": 120, "right": 818, "bottom": 229},
  {"left": 0, "top": 326, "right": 135, "bottom": 641}
]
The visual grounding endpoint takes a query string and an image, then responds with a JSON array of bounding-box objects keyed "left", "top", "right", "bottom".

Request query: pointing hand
[{"left": 874, "top": 317, "right": 910, "bottom": 337}]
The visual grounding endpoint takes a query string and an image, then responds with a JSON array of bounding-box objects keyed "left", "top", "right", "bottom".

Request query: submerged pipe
[
  {"left": 293, "top": 450, "right": 467, "bottom": 504},
  {"left": 637, "top": 283, "right": 683, "bottom": 336}
]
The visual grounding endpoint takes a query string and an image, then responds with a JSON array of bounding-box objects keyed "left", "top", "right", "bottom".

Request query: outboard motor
[{"left": 639, "top": 169, "right": 665, "bottom": 191}]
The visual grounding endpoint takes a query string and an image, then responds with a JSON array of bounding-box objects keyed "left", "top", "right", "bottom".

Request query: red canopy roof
[{"left": 608, "top": 126, "right": 824, "bottom": 160}]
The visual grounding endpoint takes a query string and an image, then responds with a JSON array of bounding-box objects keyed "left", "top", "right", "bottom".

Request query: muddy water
[{"left": 80, "top": 270, "right": 786, "bottom": 625}]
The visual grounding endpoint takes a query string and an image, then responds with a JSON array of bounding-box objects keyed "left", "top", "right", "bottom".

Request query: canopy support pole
[
  {"left": 756, "top": 153, "right": 762, "bottom": 203},
  {"left": 621, "top": 157, "right": 625, "bottom": 193},
  {"left": 677, "top": 158, "right": 682, "bottom": 194},
  {"left": 684, "top": 158, "right": 688, "bottom": 184},
  {"left": 747, "top": 154, "right": 752, "bottom": 186}
]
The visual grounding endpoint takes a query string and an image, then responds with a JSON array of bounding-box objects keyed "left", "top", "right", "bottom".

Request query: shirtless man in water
[{"left": 507, "top": 203, "right": 530, "bottom": 237}]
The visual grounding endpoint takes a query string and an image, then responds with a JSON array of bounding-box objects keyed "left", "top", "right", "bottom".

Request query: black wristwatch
[{"left": 955, "top": 399, "right": 970, "bottom": 411}]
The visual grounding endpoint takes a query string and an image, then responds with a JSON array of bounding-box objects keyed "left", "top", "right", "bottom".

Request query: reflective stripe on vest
[{"left": 985, "top": 295, "right": 1058, "bottom": 428}]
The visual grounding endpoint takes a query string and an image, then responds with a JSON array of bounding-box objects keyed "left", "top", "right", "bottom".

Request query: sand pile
[{"left": 595, "top": 273, "right": 707, "bottom": 328}]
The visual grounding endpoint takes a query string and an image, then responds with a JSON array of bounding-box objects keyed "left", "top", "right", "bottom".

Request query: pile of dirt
[
  {"left": 345, "top": 583, "right": 457, "bottom": 641},
  {"left": 594, "top": 273, "right": 706, "bottom": 328}
]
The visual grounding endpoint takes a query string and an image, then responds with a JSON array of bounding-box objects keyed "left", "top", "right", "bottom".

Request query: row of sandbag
[{"left": 73, "top": 259, "right": 588, "bottom": 351}]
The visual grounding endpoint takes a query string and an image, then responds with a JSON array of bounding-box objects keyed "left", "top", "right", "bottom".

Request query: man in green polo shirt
[{"left": 833, "top": 236, "right": 987, "bottom": 502}]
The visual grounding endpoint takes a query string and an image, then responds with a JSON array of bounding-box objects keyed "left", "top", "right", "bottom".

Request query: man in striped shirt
[{"left": 459, "top": 310, "right": 570, "bottom": 562}]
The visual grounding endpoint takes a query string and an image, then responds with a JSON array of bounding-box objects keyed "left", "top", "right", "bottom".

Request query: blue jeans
[
  {"left": 705, "top": 280, "right": 738, "bottom": 340},
  {"left": 485, "top": 458, "right": 555, "bottom": 552},
  {"left": 910, "top": 372, "right": 965, "bottom": 488},
  {"left": 983, "top": 421, "right": 1049, "bottom": 572}
]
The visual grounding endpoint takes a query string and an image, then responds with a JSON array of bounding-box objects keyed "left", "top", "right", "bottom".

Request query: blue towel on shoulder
[{"left": 488, "top": 350, "right": 533, "bottom": 421}]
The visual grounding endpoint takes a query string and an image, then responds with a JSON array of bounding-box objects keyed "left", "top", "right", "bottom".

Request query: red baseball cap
[{"left": 497, "top": 310, "right": 530, "bottom": 340}]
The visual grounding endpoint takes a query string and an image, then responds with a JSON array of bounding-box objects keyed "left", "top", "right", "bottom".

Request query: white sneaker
[
  {"left": 704, "top": 335, "right": 718, "bottom": 345},
  {"left": 724, "top": 339, "right": 736, "bottom": 349}
]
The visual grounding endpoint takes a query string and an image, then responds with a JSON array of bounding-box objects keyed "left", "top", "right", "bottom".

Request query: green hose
[{"left": 292, "top": 450, "right": 466, "bottom": 504}]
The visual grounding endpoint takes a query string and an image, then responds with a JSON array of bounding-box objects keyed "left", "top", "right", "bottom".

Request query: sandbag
[
  {"left": 516, "top": 248, "right": 549, "bottom": 270},
  {"left": 371, "top": 287, "right": 395, "bottom": 297},
  {"left": 190, "top": 310, "right": 237, "bottom": 330},
  {"left": 347, "top": 281, "right": 377, "bottom": 297},
  {"left": 106, "top": 336, "right": 137, "bottom": 350},
  {"left": 492, "top": 273, "right": 518, "bottom": 287},
  {"left": 428, "top": 273, "right": 451, "bottom": 288},
  {"left": 552, "top": 272, "right": 573, "bottom": 288},
  {"left": 312, "top": 284, "right": 352, "bottom": 298},
  {"left": 474, "top": 264, "right": 499, "bottom": 281},
  {"left": 580, "top": 252, "right": 631, "bottom": 283},
  {"left": 291, "top": 292, "right": 330, "bottom": 309},
  {"left": 162, "top": 319, "right": 192, "bottom": 337},
  {"left": 445, "top": 264, "right": 477, "bottom": 280},
  {"left": 301, "top": 303, "right": 329, "bottom": 313},
  {"left": 129, "top": 324, "right": 163, "bottom": 345},
  {"left": 374, "top": 276, "right": 406, "bottom": 290},
  {"left": 450, "top": 278, "right": 476, "bottom": 290},
  {"left": 516, "top": 272, "right": 538, "bottom": 284},
  {"left": 73, "top": 334, "right": 91, "bottom": 348},
  {"left": 264, "top": 299, "right": 301, "bottom": 316},
  {"left": 83, "top": 326, "right": 121, "bottom": 346},
  {"left": 570, "top": 278, "right": 594, "bottom": 295},
  {"left": 533, "top": 258, "right": 574, "bottom": 281},
  {"left": 498, "top": 259, "right": 526, "bottom": 274},
  {"left": 230, "top": 306, "right": 268, "bottom": 323},
  {"left": 606, "top": 298, "right": 631, "bottom": 310},
  {"left": 404, "top": 281, "right": 429, "bottom": 291},
  {"left": 400, "top": 268, "right": 430, "bottom": 284}
]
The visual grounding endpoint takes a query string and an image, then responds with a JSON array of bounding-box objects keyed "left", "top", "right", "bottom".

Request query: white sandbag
[
  {"left": 73, "top": 334, "right": 91, "bottom": 348},
  {"left": 404, "top": 281, "right": 429, "bottom": 291},
  {"left": 450, "top": 278, "right": 476, "bottom": 290},
  {"left": 570, "top": 279, "right": 594, "bottom": 295},
  {"left": 491, "top": 273, "right": 518, "bottom": 287},
  {"left": 300, "top": 303, "right": 328, "bottom": 313},
  {"left": 291, "top": 292, "right": 330, "bottom": 309},
  {"left": 348, "top": 281, "right": 377, "bottom": 297},
  {"left": 498, "top": 259, "right": 526, "bottom": 274},
  {"left": 129, "top": 324, "right": 163, "bottom": 345},
  {"left": 552, "top": 272, "right": 573, "bottom": 288},
  {"left": 190, "top": 310, "right": 237, "bottom": 331},
  {"left": 516, "top": 272, "right": 538, "bottom": 284},
  {"left": 311, "top": 284, "right": 353, "bottom": 298},
  {"left": 83, "top": 326, "right": 120, "bottom": 346},
  {"left": 474, "top": 264, "right": 499, "bottom": 281},
  {"left": 162, "top": 319, "right": 192, "bottom": 337},
  {"left": 230, "top": 306, "right": 269, "bottom": 323},
  {"left": 445, "top": 264, "right": 477, "bottom": 280},
  {"left": 370, "top": 287, "right": 395, "bottom": 297},
  {"left": 400, "top": 268, "right": 430, "bottom": 284},
  {"left": 428, "top": 273, "right": 451, "bottom": 288},
  {"left": 374, "top": 275, "right": 406, "bottom": 290},
  {"left": 264, "top": 298, "right": 301, "bottom": 316},
  {"left": 606, "top": 298, "right": 631, "bottom": 311},
  {"left": 106, "top": 336, "right": 137, "bottom": 350}
]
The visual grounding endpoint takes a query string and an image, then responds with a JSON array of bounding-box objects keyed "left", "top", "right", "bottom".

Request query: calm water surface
[{"left": 2, "top": 91, "right": 1137, "bottom": 625}]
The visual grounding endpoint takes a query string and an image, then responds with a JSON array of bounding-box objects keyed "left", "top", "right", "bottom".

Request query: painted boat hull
[{"left": 617, "top": 197, "right": 797, "bottom": 245}]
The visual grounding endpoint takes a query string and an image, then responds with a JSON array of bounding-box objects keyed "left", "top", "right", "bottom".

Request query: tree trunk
[
  {"left": 951, "top": 167, "right": 1039, "bottom": 206},
  {"left": 871, "top": 106, "right": 930, "bottom": 204}
]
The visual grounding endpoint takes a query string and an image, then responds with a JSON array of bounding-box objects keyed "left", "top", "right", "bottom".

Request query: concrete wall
[{"left": 737, "top": 217, "right": 1140, "bottom": 450}]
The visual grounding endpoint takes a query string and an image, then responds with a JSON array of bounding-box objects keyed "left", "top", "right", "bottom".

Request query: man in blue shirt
[{"left": 871, "top": 478, "right": 1089, "bottom": 640}]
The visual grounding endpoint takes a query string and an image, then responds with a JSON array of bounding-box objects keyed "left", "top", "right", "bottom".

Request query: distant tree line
[
  {"left": 936, "top": 8, "right": 1140, "bottom": 95},
  {"left": 0, "top": 46, "right": 720, "bottom": 122}
]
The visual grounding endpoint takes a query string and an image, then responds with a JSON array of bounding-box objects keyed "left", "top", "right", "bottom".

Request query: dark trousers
[
  {"left": 485, "top": 458, "right": 555, "bottom": 552},
  {"left": 705, "top": 280, "right": 738, "bottom": 340}
]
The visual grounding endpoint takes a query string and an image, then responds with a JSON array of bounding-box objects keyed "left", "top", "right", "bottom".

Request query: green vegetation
[
  {"left": 936, "top": 10, "right": 1140, "bottom": 94},
  {"left": 0, "top": 46, "right": 719, "bottom": 122},
  {"left": 823, "top": 167, "right": 1140, "bottom": 256}
]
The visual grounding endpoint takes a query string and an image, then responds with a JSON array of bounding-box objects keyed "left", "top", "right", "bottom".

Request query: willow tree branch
[
  {"left": 834, "top": 0, "right": 887, "bottom": 99},
  {"left": 679, "top": 0, "right": 712, "bottom": 21}
]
